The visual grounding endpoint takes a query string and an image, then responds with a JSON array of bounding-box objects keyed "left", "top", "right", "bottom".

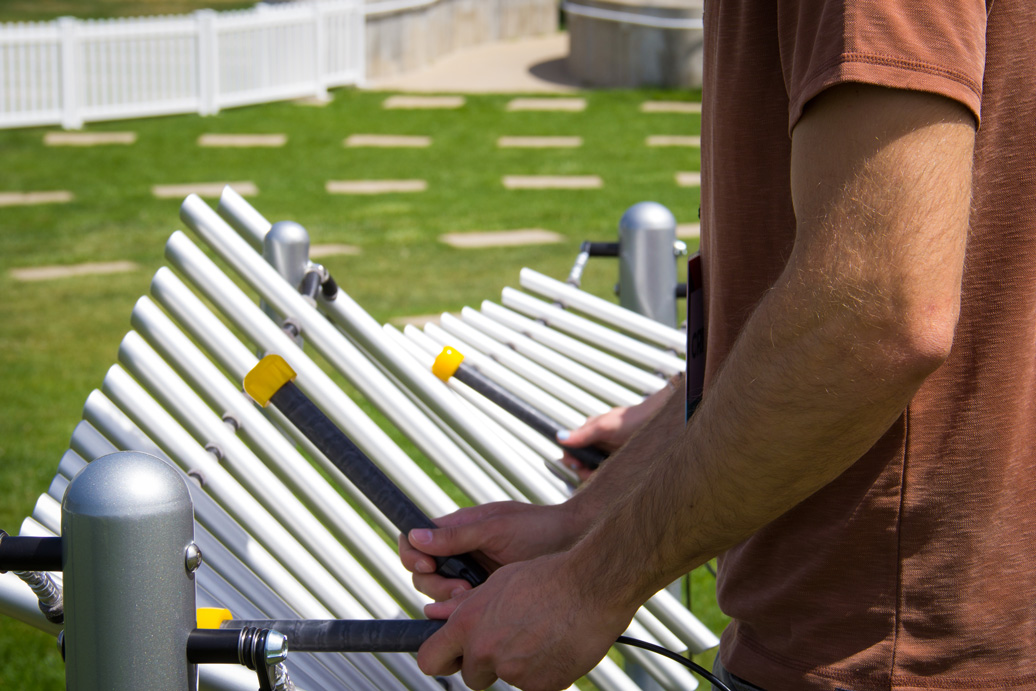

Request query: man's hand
[
  {"left": 557, "top": 375, "right": 681, "bottom": 476},
  {"left": 416, "top": 553, "right": 635, "bottom": 691},
  {"left": 398, "top": 501, "right": 585, "bottom": 601}
]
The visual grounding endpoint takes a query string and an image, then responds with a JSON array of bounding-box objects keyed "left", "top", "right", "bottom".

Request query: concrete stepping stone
[
  {"left": 0, "top": 190, "right": 74, "bottom": 207},
  {"left": 503, "top": 175, "right": 602, "bottom": 189},
  {"left": 497, "top": 136, "right": 582, "bottom": 148},
  {"left": 640, "top": 101, "right": 702, "bottom": 114},
  {"left": 197, "top": 134, "right": 287, "bottom": 147},
  {"left": 344, "top": 134, "right": 431, "bottom": 148},
  {"left": 326, "top": 179, "right": 427, "bottom": 194},
  {"left": 382, "top": 95, "right": 465, "bottom": 109},
  {"left": 677, "top": 223, "right": 700, "bottom": 239},
  {"left": 309, "top": 243, "right": 362, "bottom": 258},
  {"left": 44, "top": 131, "right": 136, "bottom": 146},
  {"left": 10, "top": 260, "right": 138, "bottom": 282},
  {"left": 506, "top": 97, "right": 586, "bottom": 112},
  {"left": 439, "top": 229, "right": 563, "bottom": 248},
  {"left": 152, "top": 182, "right": 258, "bottom": 199},
  {"left": 647, "top": 135, "right": 701, "bottom": 147},
  {"left": 293, "top": 95, "right": 332, "bottom": 106},
  {"left": 675, "top": 171, "right": 701, "bottom": 187}
]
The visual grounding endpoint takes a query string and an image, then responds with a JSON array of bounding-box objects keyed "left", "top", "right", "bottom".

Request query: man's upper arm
[{"left": 788, "top": 84, "right": 976, "bottom": 363}]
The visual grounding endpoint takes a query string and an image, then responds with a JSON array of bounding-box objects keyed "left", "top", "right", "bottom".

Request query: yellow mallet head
[
  {"left": 243, "top": 354, "right": 297, "bottom": 407},
  {"left": 432, "top": 346, "right": 465, "bottom": 382}
]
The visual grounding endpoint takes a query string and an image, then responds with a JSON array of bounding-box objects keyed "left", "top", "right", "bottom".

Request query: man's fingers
[
  {"left": 433, "top": 504, "right": 494, "bottom": 528},
  {"left": 557, "top": 412, "right": 623, "bottom": 451},
  {"left": 413, "top": 573, "right": 472, "bottom": 602},
  {"left": 556, "top": 427, "right": 591, "bottom": 448},
  {"left": 417, "top": 629, "right": 463, "bottom": 678},
  {"left": 417, "top": 592, "right": 472, "bottom": 675},
  {"left": 424, "top": 587, "right": 471, "bottom": 620},
  {"left": 398, "top": 533, "right": 437, "bottom": 575},
  {"left": 463, "top": 665, "right": 500, "bottom": 691},
  {"left": 419, "top": 590, "right": 500, "bottom": 691},
  {"left": 408, "top": 521, "right": 487, "bottom": 559}
]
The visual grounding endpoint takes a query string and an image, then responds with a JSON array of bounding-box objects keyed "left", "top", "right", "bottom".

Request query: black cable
[{"left": 615, "top": 636, "right": 733, "bottom": 691}]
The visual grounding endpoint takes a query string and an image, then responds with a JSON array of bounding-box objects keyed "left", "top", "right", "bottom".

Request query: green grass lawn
[{"left": 0, "top": 84, "right": 722, "bottom": 687}]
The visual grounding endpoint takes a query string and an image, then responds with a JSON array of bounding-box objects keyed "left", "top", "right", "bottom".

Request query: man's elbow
[{"left": 884, "top": 300, "right": 960, "bottom": 380}]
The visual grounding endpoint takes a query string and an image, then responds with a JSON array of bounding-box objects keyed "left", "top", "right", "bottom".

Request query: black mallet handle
[
  {"left": 432, "top": 347, "right": 608, "bottom": 470},
  {"left": 244, "top": 355, "right": 488, "bottom": 588},
  {"left": 223, "top": 619, "right": 445, "bottom": 653}
]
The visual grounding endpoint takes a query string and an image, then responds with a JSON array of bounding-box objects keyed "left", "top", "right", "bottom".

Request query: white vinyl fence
[{"left": 0, "top": 0, "right": 365, "bottom": 130}]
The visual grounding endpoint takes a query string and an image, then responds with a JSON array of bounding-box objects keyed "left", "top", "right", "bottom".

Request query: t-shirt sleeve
[{"left": 779, "top": 0, "right": 989, "bottom": 131}]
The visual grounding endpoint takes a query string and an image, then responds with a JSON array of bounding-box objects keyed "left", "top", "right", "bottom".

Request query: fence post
[
  {"left": 57, "top": 16, "right": 82, "bottom": 130},
  {"left": 353, "top": 0, "right": 367, "bottom": 87},
  {"left": 311, "top": 1, "right": 329, "bottom": 100},
  {"left": 195, "top": 9, "right": 219, "bottom": 116}
]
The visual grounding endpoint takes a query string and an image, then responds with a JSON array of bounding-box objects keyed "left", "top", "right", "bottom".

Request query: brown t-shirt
[{"left": 701, "top": 1, "right": 1036, "bottom": 689}]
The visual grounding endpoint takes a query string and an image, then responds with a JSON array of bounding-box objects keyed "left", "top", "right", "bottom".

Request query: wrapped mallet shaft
[
  {"left": 223, "top": 618, "right": 445, "bottom": 653},
  {"left": 432, "top": 347, "right": 608, "bottom": 470},
  {"left": 244, "top": 354, "right": 488, "bottom": 588}
]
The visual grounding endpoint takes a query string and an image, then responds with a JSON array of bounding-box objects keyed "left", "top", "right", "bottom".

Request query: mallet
[
  {"left": 431, "top": 346, "right": 608, "bottom": 470},
  {"left": 244, "top": 354, "right": 488, "bottom": 588}
]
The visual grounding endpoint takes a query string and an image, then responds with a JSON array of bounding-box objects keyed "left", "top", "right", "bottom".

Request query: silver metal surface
[
  {"left": 147, "top": 269, "right": 402, "bottom": 538},
  {"left": 130, "top": 294, "right": 422, "bottom": 612},
  {"left": 460, "top": 306, "right": 643, "bottom": 407},
  {"left": 521, "top": 268, "right": 686, "bottom": 354},
  {"left": 82, "top": 389, "right": 335, "bottom": 621},
  {"left": 11, "top": 569, "right": 62, "bottom": 621},
  {"left": 185, "top": 542, "right": 203, "bottom": 574},
  {"left": 617, "top": 202, "right": 681, "bottom": 328},
  {"left": 62, "top": 451, "right": 197, "bottom": 691},
  {"left": 32, "top": 493, "right": 62, "bottom": 534},
  {"left": 117, "top": 329, "right": 409, "bottom": 620},
  {"left": 502, "top": 288, "right": 685, "bottom": 377},
  {"left": 81, "top": 390, "right": 435, "bottom": 690},
  {"left": 423, "top": 321, "right": 586, "bottom": 430},
  {"left": 265, "top": 630, "right": 289, "bottom": 665},
  {"left": 100, "top": 364, "right": 370, "bottom": 621},
  {"left": 56, "top": 449, "right": 88, "bottom": 483},
  {"left": 0, "top": 572, "right": 61, "bottom": 635},
  {"left": 263, "top": 220, "right": 310, "bottom": 346},
  {"left": 164, "top": 225, "right": 466, "bottom": 515},
  {"left": 175, "top": 199, "right": 512, "bottom": 509},
  {"left": 389, "top": 325, "right": 567, "bottom": 493},
  {"left": 264, "top": 221, "right": 310, "bottom": 291},
  {"left": 216, "top": 185, "right": 271, "bottom": 250},
  {"left": 438, "top": 312, "right": 611, "bottom": 417},
  {"left": 479, "top": 301, "right": 668, "bottom": 394}
]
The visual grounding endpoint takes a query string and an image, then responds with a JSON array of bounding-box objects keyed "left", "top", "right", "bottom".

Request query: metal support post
[
  {"left": 617, "top": 202, "right": 686, "bottom": 689},
  {"left": 262, "top": 220, "right": 311, "bottom": 346},
  {"left": 62, "top": 451, "right": 199, "bottom": 691},
  {"left": 263, "top": 221, "right": 310, "bottom": 295},
  {"left": 617, "top": 201, "right": 681, "bottom": 328}
]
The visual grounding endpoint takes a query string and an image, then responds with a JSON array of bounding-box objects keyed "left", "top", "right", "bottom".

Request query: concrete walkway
[{"left": 365, "top": 33, "right": 583, "bottom": 94}]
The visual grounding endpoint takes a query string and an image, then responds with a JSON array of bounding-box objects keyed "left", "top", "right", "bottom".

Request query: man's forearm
[
  {"left": 562, "top": 84, "right": 976, "bottom": 611},
  {"left": 568, "top": 376, "right": 686, "bottom": 524}
]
